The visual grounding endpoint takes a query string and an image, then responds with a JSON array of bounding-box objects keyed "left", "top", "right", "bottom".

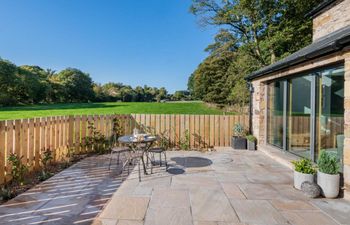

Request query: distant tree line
[
  {"left": 188, "top": 0, "right": 320, "bottom": 108},
  {"left": 0, "top": 58, "right": 185, "bottom": 106}
]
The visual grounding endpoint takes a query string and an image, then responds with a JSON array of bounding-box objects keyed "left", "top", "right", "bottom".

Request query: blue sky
[{"left": 0, "top": 0, "right": 217, "bottom": 93}]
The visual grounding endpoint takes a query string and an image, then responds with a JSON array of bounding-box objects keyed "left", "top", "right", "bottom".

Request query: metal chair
[
  {"left": 148, "top": 147, "right": 168, "bottom": 170},
  {"left": 108, "top": 147, "right": 130, "bottom": 170}
]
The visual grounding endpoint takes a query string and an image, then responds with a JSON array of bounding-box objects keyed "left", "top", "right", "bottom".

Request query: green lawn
[{"left": 0, "top": 102, "right": 229, "bottom": 120}]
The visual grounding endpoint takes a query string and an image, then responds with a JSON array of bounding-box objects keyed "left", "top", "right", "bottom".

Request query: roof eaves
[
  {"left": 246, "top": 26, "right": 350, "bottom": 81},
  {"left": 305, "top": 0, "right": 337, "bottom": 19}
]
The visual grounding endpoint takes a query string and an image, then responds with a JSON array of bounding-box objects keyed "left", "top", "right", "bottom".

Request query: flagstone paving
[
  {"left": 1, "top": 150, "right": 349, "bottom": 225},
  {"left": 95, "top": 150, "right": 350, "bottom": 225},
  {"left": 0, "top": 155, "right": 130, "bottom": 225}
]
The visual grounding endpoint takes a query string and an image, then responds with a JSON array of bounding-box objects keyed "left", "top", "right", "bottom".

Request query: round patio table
[{"left": 118, "top": 135, "right": 157, "bottom": 177}]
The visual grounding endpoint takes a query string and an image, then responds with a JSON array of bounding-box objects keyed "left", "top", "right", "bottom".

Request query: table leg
[{"left": 141, "top": 152, "right": 148, "bottom": 175}]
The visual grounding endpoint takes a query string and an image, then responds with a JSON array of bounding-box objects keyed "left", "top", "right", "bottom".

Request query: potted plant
[
  {"left": 317, "top": 150, "right": 340, "bottom": 198},
  {"left": 291, "top": 158, "right": 316, "bottom": 190},
  {"left": 246, "top": 135, "right": 257, "bottom": 150},
  {"left": 231, "top": 123, "right": 247, "bottom": 150}
]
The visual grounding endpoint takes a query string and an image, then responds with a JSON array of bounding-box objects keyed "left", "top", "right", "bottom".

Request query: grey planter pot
[
  {"left": 231, "top": 137, "right": 247, "bottom": 150},
  {"left": 294, "top": 170, "right": 315, "bottom": 190},
  {"left": 317, "top": 171, "right": 340, "bottom": 198},
  {"left": 247, "top": 140, "right": 256, "bottom": 150}
]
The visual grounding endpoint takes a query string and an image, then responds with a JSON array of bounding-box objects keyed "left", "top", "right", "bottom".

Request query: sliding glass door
[
  {"left": 267, "top": 81, "right": 284, "bottom": 148},
  {"left": 316, "top": 66, "right": 345, "bottom": 169},
  {"left": 266, "top": 64, "right": 344, "bottom": 168},
  {"left": 287, "top": 75, "right": 312, "bottom": 159}
]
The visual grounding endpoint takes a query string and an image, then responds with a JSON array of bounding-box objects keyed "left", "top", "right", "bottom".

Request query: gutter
[{"left": 245, "top": 36, "right": 350, "bottom": 81}]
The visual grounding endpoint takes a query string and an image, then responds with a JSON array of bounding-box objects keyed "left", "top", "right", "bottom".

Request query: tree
[
  {"left": 55, "top": 68, "right": 95, "bottom": 102},
  {"left": 189, "top": 0, "right": 320, "bottom": 105},
  {"left": 190, "top": 0, "right": 319, "bottom": 65},
  {"left": 0, "top": 59, "right": 19, "bottom": 106},
  {"left": 156, "top": 87, "right": 168, "bottom": 102},
  {"left": 17, "top": 65, "right": 51, "bottom": 104}
]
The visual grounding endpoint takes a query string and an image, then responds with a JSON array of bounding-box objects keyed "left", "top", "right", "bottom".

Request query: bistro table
[{"left": 118, "top": 134, "right": 157, "bottom": 179}]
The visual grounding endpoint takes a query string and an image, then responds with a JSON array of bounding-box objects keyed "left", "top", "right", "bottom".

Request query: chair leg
[
  {"left": 138, "top": 158, "right": 141, "bottom": 182},
  {"left": 127, "top": 159, "right": 130, "bottom": 174},
  {"left": 146, "top": 152, "right": 149, "bottom": 166},
  {"left": 159, "top": 153, "right": 162, "bottom": 166},
  {"left": 108, "top": 151, "right": 113, "bottom": 170},
  {"left": 164, "top": 151, "right": 168, "bottom": 171},
  {"left": 117, "top": 152, "right": 120, "bottom": 165}
]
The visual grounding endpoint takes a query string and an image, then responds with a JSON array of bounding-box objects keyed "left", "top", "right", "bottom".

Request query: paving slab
[
  {"left": 99, "top": 196, "right": 149, "bottom": 220},
  {"left": 281, "top": 211, "right": 339, "bottom": 225},
  {"left": 148, "top": 188, "right": 190, "bottom": 209},
  {"left": 311, "top": 198, "right": 350, "bottom": 224},
  {"left": 190, "top": 188, "right": 239, "bottom": 222},
  {"left": 2, "top": 149, "right": 349, "bottom": 225},
  {"left": 238, "top": 183, "right": 283, "bottom": 200},
  {"left": 144, "top": 207, "right": 193, "bottom": 225},
  {"left": 0, "top": 155, "right": 127, "bottom": 225},
  {"left": 230, "top": 199, "right": 289, "bottom": 225},
  {"left": 220, "top": 182, "right": 246, "bottom": 199},
  {"left": 269, "top": 199, "right": 317, "bottom": 211}
]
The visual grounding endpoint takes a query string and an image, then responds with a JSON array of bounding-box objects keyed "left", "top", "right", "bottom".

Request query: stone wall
[
  {"left": 250, "top": 49, "right": 350, "bottom": 188},
  {"left": 313, "top": 0, "right": 350, "bottom": 41}
]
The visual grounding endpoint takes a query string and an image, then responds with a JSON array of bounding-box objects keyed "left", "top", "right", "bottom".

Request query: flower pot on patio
[
  {"left": 231, "top": 136, "right": 247, "bottom": 150},
  {"left": 246, "top": 135, "right": 257, "bottom": 151},
  {"left": 291, "top": 158, "right": 316, "bottom": 190},
  {"left": 294, "top": 171, "right": 314, "bottom": 190},
  {"left": 231, "top": 123, "right": 247, "bottom": 150},
  {"left": 317, "top": 150, "right": 340, "bottom": 198},
  {"left": 317, "top": 171, "right": 339, "bottom": 198}
]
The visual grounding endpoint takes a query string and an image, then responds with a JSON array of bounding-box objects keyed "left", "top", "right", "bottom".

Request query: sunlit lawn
[{"left": 0, "top": 101, "right": 231, "bottom": 120}]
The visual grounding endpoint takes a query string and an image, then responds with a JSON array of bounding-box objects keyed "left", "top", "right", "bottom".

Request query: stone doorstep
[
  {"left": 257, "top": 144, "right": 297, "bottom": 170},
  {"left": 258, "top": 144, "right": 350, "bottom": 199}
]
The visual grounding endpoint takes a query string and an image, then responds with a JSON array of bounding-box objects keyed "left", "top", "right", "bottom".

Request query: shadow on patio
[
  {"left": 94, "top": 149, "right": 350, "bottom": 225},
  {"left": 0, "top": 155, "right": 131, "bottom": 225}
]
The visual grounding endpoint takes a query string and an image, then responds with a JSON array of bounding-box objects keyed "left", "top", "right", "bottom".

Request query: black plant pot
[
  {"left": 231, "top": 136, "right": 247, "bottom": 150},
  {"left": 247, "top": 140, "right": 256, "bottom": 151}
]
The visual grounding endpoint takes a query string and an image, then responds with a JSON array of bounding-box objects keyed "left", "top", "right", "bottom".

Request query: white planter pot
[
  {"left": 294, "top": 171, "right": 314, "bottom": 190},
  {"left": 317, "top": 171, "right": 340, "bottom": 198}
]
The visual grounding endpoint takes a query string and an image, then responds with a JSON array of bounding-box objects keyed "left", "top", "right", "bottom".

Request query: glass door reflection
[{"left": 316, "top": 66, "right": 344, "bottom": 170}]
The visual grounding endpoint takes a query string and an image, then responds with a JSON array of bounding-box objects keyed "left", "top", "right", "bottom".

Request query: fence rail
[{"left": 0, "top": 114, "right": 249, "bottom": 184}]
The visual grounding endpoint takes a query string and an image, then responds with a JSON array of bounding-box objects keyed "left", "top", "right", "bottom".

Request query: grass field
[{"left": 0, "top": 102, "right": 230, "bottom": 120}]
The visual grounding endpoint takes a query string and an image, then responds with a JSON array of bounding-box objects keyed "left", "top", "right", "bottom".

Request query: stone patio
[
  {"left": 0, "top": 155, "right": 130, "bottom": 225},
  {"left": 0, "top": 149, "right": 349, "bottom": 225},
  {"left": 95, "top": 149, "right": 350, "bottom": 225}
]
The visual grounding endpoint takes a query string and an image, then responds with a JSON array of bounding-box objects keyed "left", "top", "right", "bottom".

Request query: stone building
[{"left": 246, "top": 0, "right": 350, "bottom": 195}]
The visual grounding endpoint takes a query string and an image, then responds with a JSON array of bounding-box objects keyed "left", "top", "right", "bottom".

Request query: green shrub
[
  {"left": 179, "top": 130, "right": 190, "bottom": 150},
  {"left": 291, "top": 158, "right": 316, "bottom": 174},
  {"left": 0, "top": 187, "right": 16, "bottom": 201},
  {"left": 38, "top": 149, "right": 54, "bottom": 181},
  {"left": 246, "top": 135, "right": 256, "bottom": 142},
  {"left": 233, "top": 123, "right": 245, "bottom": 137},
  {"left": 7, "top": 153, "right": 29, "bottom": 185},
  {"left": 83, "top": 121, "right": 108, "bottom": 154},
  {"left": 317, "top": 150, "right": 339, "bottom": 175}
]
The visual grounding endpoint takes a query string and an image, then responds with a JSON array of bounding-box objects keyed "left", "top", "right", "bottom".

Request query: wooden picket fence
[{"left": 0, "top": 114, "right": 248, "bottom": 184}]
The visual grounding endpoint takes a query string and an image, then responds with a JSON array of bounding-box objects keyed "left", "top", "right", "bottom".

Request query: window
[{"left": 266, "top": 64, "right": 344, "bottom": 169}]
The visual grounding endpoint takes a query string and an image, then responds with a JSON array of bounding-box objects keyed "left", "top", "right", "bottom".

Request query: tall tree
[
  {"left": 55, "top": 68, "right": 95, "bottom": 102},
  {"left": 0, "top": 59, "right": 19, "bottom": 106},
  {"left": 190, "top": 0, "right": 319, "bottom": 65},
  {"left": 189, "top": 0, "right": 320, "bottom": 105}
]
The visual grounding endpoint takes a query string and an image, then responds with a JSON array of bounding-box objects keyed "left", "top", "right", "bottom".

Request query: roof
[
  {"left": 305, "top": 0, "right": 338, "bottom": 18},
  {"left": 246, "top": 25, "right": 350, "bottom": 81}
]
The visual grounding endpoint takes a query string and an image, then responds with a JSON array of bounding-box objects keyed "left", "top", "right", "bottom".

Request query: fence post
[
  {"left": 0, "top": 121, "right": 6, "bottom": 184},
  {"left": 68, "top": 116, "right": 74, "bottom": 153}
]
